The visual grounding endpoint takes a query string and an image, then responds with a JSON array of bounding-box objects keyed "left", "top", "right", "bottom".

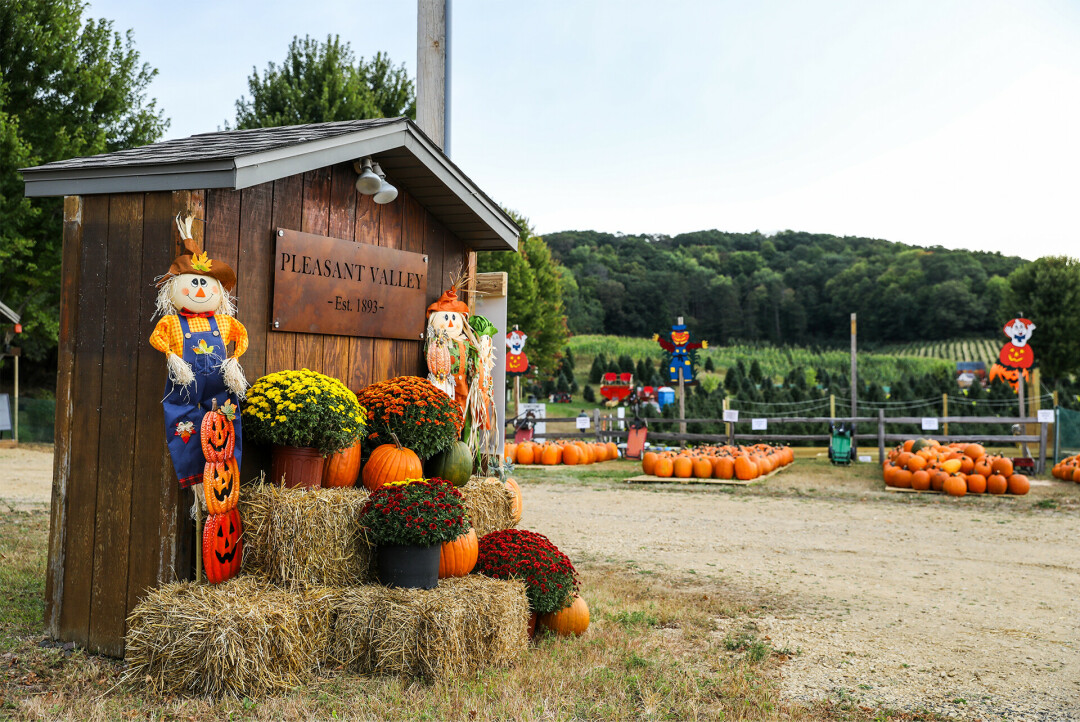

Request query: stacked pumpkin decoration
[
  {"left": 883, "top": 439, "right": 1030, "bottom": 496},
  {"left": 201, "top": 401, "right": 243, "bottom": 584},
  {"left": 505, "top": 439, "right": 619, "bottom": 466},
  {"left": 1052, "top": 454, "right": 1080, "bottom": 482},
  {"left": 640, "top": 443, "right": 794, "bottom": 480}
]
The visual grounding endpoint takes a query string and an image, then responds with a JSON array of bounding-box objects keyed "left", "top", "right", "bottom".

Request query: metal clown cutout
[
  {"left": 505, "top": 326, "right": 529, "bottom": 376},
  {"left": 149, "top": 213, "right": 247, "bottom": 583},
  {"left": 652, "top": 317, "right": 708, "bottom": 384},
  {"left": 988, "top": 316, "right": 1036, "bottom": 390},
  {"left": 424, "top": 282, "right": 498, "bottom": 455}
]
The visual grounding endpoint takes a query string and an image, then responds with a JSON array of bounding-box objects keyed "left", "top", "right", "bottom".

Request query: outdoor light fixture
[
  {"left": 354, "top": 157, "right": 382, "bottom": 194},
  {"left": 372, "top": 162, "right": 398, "bottom": 205}
]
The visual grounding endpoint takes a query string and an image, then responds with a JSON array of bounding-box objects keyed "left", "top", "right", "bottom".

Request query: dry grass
[
  {"left": 461, "top": 475, "right": 518, "bottom": 537},
  {"left": 240, "top": 484, "right": 374, "bottom": 587}
]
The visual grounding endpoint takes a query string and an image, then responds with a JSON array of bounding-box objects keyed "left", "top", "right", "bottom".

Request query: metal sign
[
  {"left": 1037, "top": 409, "right": 1055, "bottom": 424},
  {"left": 271, "top": 228, "right": 428, "bottom": 340}
]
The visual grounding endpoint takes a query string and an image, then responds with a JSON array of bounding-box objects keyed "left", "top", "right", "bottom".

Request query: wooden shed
[{"left": 21, "top": 117, "right": 518, "bottom": 656}]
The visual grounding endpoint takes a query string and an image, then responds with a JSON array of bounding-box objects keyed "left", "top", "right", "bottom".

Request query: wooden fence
[{"left": 506, "top": 410, "right": 1051, "bottom": 473}]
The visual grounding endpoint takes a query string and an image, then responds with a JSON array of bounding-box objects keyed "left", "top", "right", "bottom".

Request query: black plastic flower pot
[{"left": 375, "top": 542, "right": 441, "bottom": 589}]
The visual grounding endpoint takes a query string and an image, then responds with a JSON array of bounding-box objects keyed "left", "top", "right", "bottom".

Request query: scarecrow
[
  {"left": 989, "top": 316, "right": 1036, "bottom": 390},
  {"left": 652, "top": 318, "right": 708, "bottom": 383},
  {"left": 150, "top": 214, "right": 249, "bottom": 494}
]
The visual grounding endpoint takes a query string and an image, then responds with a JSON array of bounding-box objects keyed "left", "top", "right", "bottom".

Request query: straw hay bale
[
  {"left": 124, "top": 576, "right": 337, "bottom": 698},
  {"left": 460, "top": 476, "right": 518, "bottom": 537},
  {"left": 331, "top": 575, "right": 529, "bottom": 678},
  {"left": 240, "top": 484, "right": 374, "bottom": 587}
]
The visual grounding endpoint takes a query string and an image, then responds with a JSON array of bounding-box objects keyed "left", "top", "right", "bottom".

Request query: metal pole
[
  {"left": 723, "top": 397, "right": 730, "bottom": 440},
  {"left": 1038, "top": 421, "right": 1047, "bottom": 475},
  {"left": 850, "top": 313, "right": 857, "bottom": 456},
  {"left": 1018, "top": 373, "right": 1030, "bottom": 458},
  {"left": 678, "top": 366, "right": 686, "bottom": 436}
]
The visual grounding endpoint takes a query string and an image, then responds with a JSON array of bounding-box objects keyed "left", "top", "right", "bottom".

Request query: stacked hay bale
[{"left": 125, "top": 477, "right": 525, "bottom": 696}]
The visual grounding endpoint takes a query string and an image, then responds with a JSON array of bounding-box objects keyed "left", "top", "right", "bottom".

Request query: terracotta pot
[
  {"left": 375, "top": 543, "right": 441, "bottom": 589},
  {"left": 271, "top": 445, "right": 325, "bottom": 489}
]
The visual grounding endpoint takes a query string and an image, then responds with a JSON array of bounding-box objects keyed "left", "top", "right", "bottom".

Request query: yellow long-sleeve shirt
[{"left": 149, "top": 314, "right": 249, "bottom": 359}]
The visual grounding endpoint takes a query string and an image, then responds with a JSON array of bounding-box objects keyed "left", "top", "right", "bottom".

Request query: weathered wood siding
[{"left": 45, "top": 161, "right": 469, "bottom": 655}]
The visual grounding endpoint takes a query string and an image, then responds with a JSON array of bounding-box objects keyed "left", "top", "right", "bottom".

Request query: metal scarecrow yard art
[
  {"left": 652, "top": 317, "right": 708, "bottom": 384},
  {"left": 988, "top": 316, "right": 1036, "bottom": 391}
]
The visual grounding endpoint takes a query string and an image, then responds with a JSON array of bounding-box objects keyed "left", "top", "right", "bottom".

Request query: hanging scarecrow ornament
[
  {"left": 652, "top": 317, "right": 708, "bottom": 384},
  {"left": 988, "top": 316, "right": 1036, "bottom": 390},
  {"left": 505, "top": 326, "right": 529, "bottom": 376},
  {"left": 149, "top": 213, "right": 250, "bottom": 492}
]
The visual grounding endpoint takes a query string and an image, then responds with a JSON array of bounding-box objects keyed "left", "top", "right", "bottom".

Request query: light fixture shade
[
  {"left": 355, "top": 158, "right": 381, "bottom": 194},
  {"left": 373, "top": 179, "right": 398, "bottom": 205},
  {"left": 372, "top": 162, "right": 398, "bottom": 204}
]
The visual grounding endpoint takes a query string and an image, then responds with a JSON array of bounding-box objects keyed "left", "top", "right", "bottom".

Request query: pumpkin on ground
[
  {"left": 642, "top": 451, "right": 658, "bottom": 475},
  {"left": 943, "top": 475, "right": 967, "bottom": 497},
  {"left": 425, "top": 439, "right": 474, "bottom": 486},
  {"left": 986, "top": 474, "right": 1008, "bottom": 495},
  {"left": 362, "top": 432, "right": 423, "bottom": 491},
  {"left": 966, "top": 473, "right": 987, "bottom": 494},
  {"left": 1007, "top": 474, "right": 1030, "bottom": 495},
  {"left": 439, "top": 527, "right": 479, "bottom": 578},
  {"left": 323, "top": 439, "right": 362, "bottom": 488},
  {"left": 538, "top": 594, "right": 590, "bottom": 636}
]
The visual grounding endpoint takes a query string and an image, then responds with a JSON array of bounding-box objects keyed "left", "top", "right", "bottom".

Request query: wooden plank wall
[{"left": 48, "top": 161, "right": 470, "bottom": 655}]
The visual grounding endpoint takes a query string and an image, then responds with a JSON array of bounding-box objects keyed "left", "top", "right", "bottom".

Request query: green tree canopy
[
  {"left": 1006, "top": 256, "right": 1080, "bottom": 380},
  {"left": 478, "top": 211, "right": 568, "bottom": 378},
  {"left": 234, "top": 35, "right": 414, "bottom": 129},
  {"left": 1, "top": 0, "right": 167, "bottom": 360}
]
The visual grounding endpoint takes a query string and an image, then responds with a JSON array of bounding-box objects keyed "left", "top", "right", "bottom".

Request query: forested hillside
[{"left": 546, "top": 229, "right": 1026, "bottom": 346}]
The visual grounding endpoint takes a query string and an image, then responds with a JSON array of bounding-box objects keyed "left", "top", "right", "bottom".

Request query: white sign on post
[
  {"left": 519, "top": 402, "right": 546, "bottom": 437},
  {"left": 751, "top": 418, "right": 767, "bottom": 431},
  {"left": 722, "top": 409, "right": 739, "bottom": 423},
  {"left": 1038, "top": 409, "right": 1055, "bottom": 423},
  {"left": 617, "top": 406, "right": 626, "bottom": 430},
  {"left": 921, "top": 417, "right": 939, "bottom": 431},
  {"left": 576, "top": 414, "right": 590, "bottom": 431}
]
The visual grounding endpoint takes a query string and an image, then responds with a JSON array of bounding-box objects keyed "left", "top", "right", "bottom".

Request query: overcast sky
[{"left": 87, "top": 0, "right": 1079, "bottom": 259}]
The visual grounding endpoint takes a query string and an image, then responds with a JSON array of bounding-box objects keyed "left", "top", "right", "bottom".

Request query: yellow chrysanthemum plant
[{"left": 241, "top": 369, "right": 368, "bottom": 455}]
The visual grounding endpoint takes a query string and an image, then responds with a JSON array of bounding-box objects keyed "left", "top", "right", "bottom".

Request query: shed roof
[{"left": 21, "top": 117, "right": 518, "bottom": 251}]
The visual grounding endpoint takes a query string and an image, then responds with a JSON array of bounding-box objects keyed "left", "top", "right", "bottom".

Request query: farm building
[{"left": 21, "top": 117, "right": 518, "bottom": 656}]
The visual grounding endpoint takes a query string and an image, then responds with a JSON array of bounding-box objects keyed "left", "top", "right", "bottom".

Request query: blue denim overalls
[{"left": 163, "top": 314, "right": 242, "bottom": 487}]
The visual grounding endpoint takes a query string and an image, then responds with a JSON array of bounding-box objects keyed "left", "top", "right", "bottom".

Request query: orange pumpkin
[
  {"left": 712, "top": 456, "right": 735, "bottom": 479},
  {"left": 439, "top": 527, "right": 478, "bottom": 578},
  {"left": 692, "top": 457, "right": 713, "bottom": 479},
  {"left": 541, "top": 444, "right": 563, "bottom": 466},
  {"left": 943, "top": 475, "right": 967, "bottom": 497},
  {"left": 505, "top": 474, "right": 522, "bottom": 520},
  {"left": 516, "top": 442, "right": 536, "bottom": 466},
  {"left": 990, "top": 457, "right": 1014, "bottom": 477},
  {"left": 673, "top": 456, "right": 693, "bottom": 478},
  {"left": 892, "top": 469, "right": 913, "bottom": 488},
  {"left": 642, "top": 451, "right": 658, "bottom": 475},
  {"left": 323, "top": 439, "right": 362, "bottom": 488},
  {"left": 911, "top": 469, "right": 931, "bottom": 491},
  {"left": 964, "top": 443, "right": 986, "bottom": 460},
  {"left": 930, "top": 469, "right": 949, "bottom": 491},
  {"left": 734, "top": 455, "right": 757, "bottom": 480},
  {"left": 203, "top": 458, "right": 240, "bottom": 514},
  {"left": 654, "top": 457, "right": 674, "bottom": 478},
  {"left": 966, "top": 473, "right": 987, "bottom": 494},
  {"left": 538, "top": 594, "right": 590, "bottom": 636},
  {"left": 972, "top": 459, "right": 992, "bottom": 479},
  {"left": 362, "top": 433, "right": 423, "bottom": 491},
  {"left": 562, "top": 443, "right": 580, "bottom": 466},
  {"left": 1007, "top": 474, "right": 1030, "bottom": 495},
  {"left": 986, "top": 474, "right": 1007, "bottom": 494},
  {"left": 504, "top": 442, "right": 517, "bottom": 462},
  {"left": 605, "top": 442, "right": 618, "bottom": 460}
]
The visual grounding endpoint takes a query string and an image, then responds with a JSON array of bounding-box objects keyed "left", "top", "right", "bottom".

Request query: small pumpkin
[
  {"left": 425, "top": 439, "right": 474, "bottom": 486},
  {"left": 1006, "top": 473, "right": 1030, "bottom": 495},
  {"left": 673, "top": 456, "right": 693, "bottom": 478},
  {"left": 540, "top": 444, "right": 563, "bottom": 466},
  {"left": 653, "top": 457, "right": 674, "bottom": 478},
  {"left": 691, "top": 457, "right": 713, "bottom": 479},
  {"left": 362, "top": 432, "right": 423, "bottom": 491},
  {"left": 642, "top": 451, "right": 658, "bottom": 475},
  {"left": 505, "top": 477, "right": 523, "bottom": 524},
  {"left": 990, "top": 456, "right": 1014, "bottom": 477},
  {"left": 439, "top": 527, "right": 478, "bottom": 578},
  {"left": 562, "top": 443, "right": 581, "bottom": 466},
  {"left": 943, "top": 474, "right": 967, "bottom": 497},
  {"left": 203, "top": 507, "right": 243, "bottom": 584},
  {"left": 323, "top": 439, "right": 362, "bottom": 488},
  {"left": 516, "top": 443, "right": 536, "bottom": 465},
  {"left": 203, "top": 457, "right": 240, "bottom": 514},
  {"left": 538, "top": 594, "right": 590, "bottom": 636},
  {"left": 986, "top": 473, "right": 1008, "bottom": 495},
  {"left": 200, "top": 407, "right": 235, "bottom": 463}
]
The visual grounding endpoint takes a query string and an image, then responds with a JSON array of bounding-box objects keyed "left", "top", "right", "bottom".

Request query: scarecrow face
[
  {"left": 1003, "top": 318, "right": 1035, "bottom": 348},
  {"left": 171, "top": 272, "right": 224, "bottom": 313},
  {"left": 429, "top": 310, "right": 467, "bottom": 341},
  {"left": 671, "top": 330, "right": 690, "bottom": 346}
]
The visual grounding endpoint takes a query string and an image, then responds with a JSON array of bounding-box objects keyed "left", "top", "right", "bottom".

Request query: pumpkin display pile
[
  {"left": 883, "top": 439, "right": 1030, "bottom": 496},
  {"left": 1052, "top": 454, "right": 1080, "bottom": 482},
  {"left": 505, "top": 439, "right": 619, "bottom": 466},
  {"left": 640, "top": 444, "right": 794, "bottom": 480}
]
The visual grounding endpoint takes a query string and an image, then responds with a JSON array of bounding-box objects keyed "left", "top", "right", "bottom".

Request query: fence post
[
  {"left": 1038, "top": 421, "right": 1047, "bottom": 475},
  {"left": 877, "top": 408, "right": 885, "bottom": 464},
  {"left": 829, "top": 394, "right": 835, "bottom": 420},
  {"left": 593, "top": 408, "right": 601, "bottom": 443},
  {"left": 723, "top": 397, "right": 730, "bottom": 439},
  {"left": 942, "top": 393, "right": 948, "bottom": 436}
]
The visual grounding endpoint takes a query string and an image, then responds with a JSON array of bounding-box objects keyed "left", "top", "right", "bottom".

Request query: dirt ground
[
  {"left": 521, "top": 459, "right": 1080, "bottom": 722},
  {"left": 5, "top": 445, "right": 1079, "bottom": 720}
]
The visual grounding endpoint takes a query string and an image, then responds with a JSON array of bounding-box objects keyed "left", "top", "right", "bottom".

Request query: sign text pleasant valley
[{"left": 271, "top": 228, "right": 428, "bottom": 341}]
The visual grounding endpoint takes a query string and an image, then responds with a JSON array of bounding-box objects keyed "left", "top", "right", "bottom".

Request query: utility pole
[
  {"left": 417, "top": 0, "right": 450, "bottom": 152},
  {"left": 850, "top": 313, "right": 857, "bottom": 455}
]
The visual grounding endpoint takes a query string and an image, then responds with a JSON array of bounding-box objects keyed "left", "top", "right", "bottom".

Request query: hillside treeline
[{"left": 546, "top": 229, "right": 1025, "bottom": 346}]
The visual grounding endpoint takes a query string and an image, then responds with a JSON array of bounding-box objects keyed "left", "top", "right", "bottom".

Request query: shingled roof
[{"left": 21, "top": 117, "right": 518, "bottom": 251}]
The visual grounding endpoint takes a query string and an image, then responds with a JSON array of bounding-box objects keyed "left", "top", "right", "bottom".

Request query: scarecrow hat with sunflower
[{"left": 157, "top": 213, "right": 237, "bottom": 292}]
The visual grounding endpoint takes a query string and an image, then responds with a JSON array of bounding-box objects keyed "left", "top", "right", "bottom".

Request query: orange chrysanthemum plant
[{"left": 355, "top": 376, "right": 463, "bottom": 460}]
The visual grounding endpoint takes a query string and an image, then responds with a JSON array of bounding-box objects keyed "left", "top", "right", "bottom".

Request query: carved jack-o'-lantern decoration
[
  {"left": 203, "top": 507, "right": 243, "bottom": 584},
  {"left": 201, "top": 403, "right": 236, "bottom": 463},
  {"left": 203, "top": 457, "right": 239, "bottom": 514}
]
